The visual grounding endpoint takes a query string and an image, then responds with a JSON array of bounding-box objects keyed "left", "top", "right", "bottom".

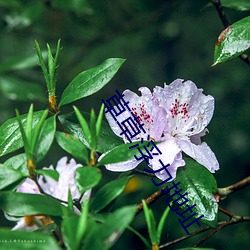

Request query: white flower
[
  {"left": 102, "top": 79, "right": 219, "bottom": 180},
  {"left": 12, "top": 157, "right": 90, "bottom": 231}
]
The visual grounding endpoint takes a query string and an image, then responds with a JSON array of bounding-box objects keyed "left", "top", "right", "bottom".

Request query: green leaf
[
  {"left": 157, "top": 205, "right": 170, "bottom": 244},
  {"left": 171, "top": 158, "right": 218, "bottom": 228},
  {"left": 73, "top": 106, "right": 91, "bottom": 147},
  {"left": 89, "top": 108, "right": 97, "bottom": 150},
  {"left": 4, "top": 154, "right": 28, "bottom": 175},
  {"left": 91, "top": 176, "right": 132, "bottom": 213},
  {"left": 97, "top": 140, "right": 149, "bottom": 166},
  {"left": 36, "top": 116, "right": 56, "bottom": 162},
  {"left": 59, "top": 58, "right": 125, "bottom": 106},
  {"left": 0, "top": 76, "right": 46, "bottom": 102},
  {"left": 0, "top": 192, "right": 65, "bottom": 216},
  {"left": 83, "top": 205, "right": 137, "bottom": 250},
  {"left": 96, "top": 104, "right": 105, "bottom": 140},
  {"left": 213, "top": 16, "right": 250, "bottom": 65},
  {"left": 221, "top": 0, "right": 250, "bottom": 11},
  {"left": 127, "top": 226, "right": 151, "bottom": 248},
  {"left": 75, "top": 167, "right": 102, "bottom": 194},
  {"left": 0, "top": 228, "right": 60, "bottom": 250},
  {"left": 0, "top": 111, "right": 44, "bottom": 157},
  {"left": 56, "top": 131, "right": 89, "bottom": 165},
  {"left": 59, "top": 112, "right": 123, "bottom": 153},
  {"left": 0, "top": 164, "right": 27, "bottom": 190},
  {"left": 36, "top": 169, "right": 59, "bottom": 181},
  {"left": 142, "top": 200, "right": 157, "bottom": 245}
]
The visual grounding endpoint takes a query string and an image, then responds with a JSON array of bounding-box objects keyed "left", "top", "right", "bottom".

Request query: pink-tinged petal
[
  {"left": 16, "top": 178, "right": 40, "bottom": 194},
  {"left": 178, "top": 139, "right": 219, "bottom": 173},
  {"left": 149, "top": 137, "right": 185, "bottom": 181},
  {"left": 39, "top": 157, "right": 82, "bottom": 201},
  {"left": 153, "top": 79, "right": 214, "bottom": 136},
  {"left": 12, "top": 218, "right": 38, "bottom": 231},
  {"left": 105, "top": 158, "right": 143, "bottom": 172}
]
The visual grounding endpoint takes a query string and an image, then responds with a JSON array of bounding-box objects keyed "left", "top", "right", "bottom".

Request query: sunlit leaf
[
  {"left": 59, "top": 58, "right": 125, "bottom": 106},
  {"left": 213, "top": 16, "right": 250, "bottom": 65}
]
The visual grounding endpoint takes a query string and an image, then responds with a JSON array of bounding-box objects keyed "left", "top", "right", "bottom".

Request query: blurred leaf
[
  {"left": 0, "top": 192, "right": 65, "bottom": 216},
  {"left": 0, "top": 51, "right": 47, "bottom": 74},
  {"left": 176, "top": 248, "right": 216, "bottom": 250},
  {"left": 0, "top": 0, "right": 21, "bottom": 8},
  {"left": 59, "top": 58, "right": 125, "bottom": 107},
  {"left": 0, "top": 111, "right": 44, "bottom": 157},
  {"left": 0, "top": 164, "right": 27, "bottom": 190},
  {"left": 221, "top": 0, "right": 250, "bottom": 11},
  {"left": 172, "top": 158, "right": 218, "bottom": 228},
  {"left": 75, "top": 167, "right": 102, "bottom": 194},
  {"left": 83, "top": 205, "right": 137, "bottom": 250},
  {"left": 0, "top": 76, "right": 45, "bottom": 102},
  {"left": 59, "top": 112, "right": 123, "bottom": 153},
  {"left": 52, "top": 0, "right": 93, "bottom": 14},
  {"left": 0, "top": 228, "right": 60, "bottom": 250},
  {"left": 56, "top": 131, "right": 89, "bottom": 165},
  {"left": 36, "top": 116, "right": 56, "bottom": 162},
  {"left": 213, "top": 16, "right": 250, "bottom": 65},
  {"left": 91, "top": 176, "right": 132, "bottom": 213},
  {"left": 36, "top": 169, "right": 59, "bottom": 181}
]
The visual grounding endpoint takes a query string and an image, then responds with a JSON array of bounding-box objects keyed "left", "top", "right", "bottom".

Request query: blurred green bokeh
[{"left": 0, "top": 0, "right": 249, "bottom": 249}]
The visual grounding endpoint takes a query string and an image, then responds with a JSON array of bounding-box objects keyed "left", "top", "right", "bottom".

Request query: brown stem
[
  {"left": 136, "top": 186, "right": 169, "bottom": 215},
  {"left": 193, "top": 216, "right": 250, "bottom": 247},
  {"left": 218, "top": 176, "right": 250, "bottom": 199},
  {"left": 211, "top": 0, "right": 250, "bottom": 66}
]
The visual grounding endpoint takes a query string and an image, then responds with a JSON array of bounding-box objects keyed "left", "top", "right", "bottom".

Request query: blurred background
[{"left": 0, "top": 0, "right": 249, "bottom": 249}]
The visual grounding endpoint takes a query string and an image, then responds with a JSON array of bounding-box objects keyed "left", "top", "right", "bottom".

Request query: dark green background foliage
[{"left": 0, "top": 0, "right": 249, "bottom": 249}]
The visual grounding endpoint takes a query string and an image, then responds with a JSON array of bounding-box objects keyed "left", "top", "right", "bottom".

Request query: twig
[
  {"left": 193, "top": 216, "right": 250, "bottom": 247},
  {"left": 211, "top": 0, "right": 250, "bottom": 66},
  {"left": 218, "top": 176, "right": 250, "bottom": 199},
  {"left": 136, "top": 186, "right": 169, "bottom": 215},
  {"left": 218, "top": 206, "right": 235, "bottom": 217},
  {"left": 134, "top": 169, "right": 155, "bottom": 177}
]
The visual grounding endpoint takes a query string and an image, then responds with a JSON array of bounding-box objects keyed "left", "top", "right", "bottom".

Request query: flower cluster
[
  {"left": 11, "top": 157, "right": 89, "bottom": 231},
  {"left": 103, "top": 79, "right": 219, "bottom": 180}
]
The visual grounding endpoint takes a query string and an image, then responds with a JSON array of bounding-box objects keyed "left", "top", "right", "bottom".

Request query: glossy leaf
[
  {"left": 0, "top": 164, "right": 27, "bottom": 190},
  {"left": 0, "top": 228, "right": 60, "bottom": 250},
  {"left": 75, "top": 167, "right": 102, "bottom": 194},
  {"left": 0, "top": 111, "right": 44, "bottom": 157},
  {"left": 157, "top": 205, "right": 170, "bottom": 244},
  {"left": 36, "top": 116, "right": 55, "bottom": 162},
  {"left": 97, "top": 140, "right": 149, "bottom": 166},
  {"left": 56, "top": 131, "right": 89, "bottom": 165},
  {"left": 59, "top": 112, "right": 123, "bottom": 153},
  {"left": 91, "top": 176, "right": 132, "bottom": 213},
  {"left": 36, "top": 169, "right": 59, "bottom": 181},
  {"left": 59, "top": 58, "right": 125, "bottom": 106},
  {"left": 213, "top": 16, "right": 250, "bottom": 65},
  {"left": 83, "top": 205, "right": 137, "bottom": 250},
  {"left": 4, "top": 153, "right": 28, "bottom": 175},
  {"left": 0, "top": 192, "right": 65, "bottom": 216},
  {"left": 172, "top": 158, "right": 218, "bottom": 228},
  {"left": 0, "top": 76, "right": 46, "bottom": 102},
  {"left": 221, "top": 0, "right": 250, "bottom": 11}
]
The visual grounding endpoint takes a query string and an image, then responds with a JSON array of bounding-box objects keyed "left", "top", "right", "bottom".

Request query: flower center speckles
[
  {"left": 170, "top": 99, "right": 190, "bottom": 122},
  {"left": 132, "top": 103, "right": 153, "bottom": 124}
]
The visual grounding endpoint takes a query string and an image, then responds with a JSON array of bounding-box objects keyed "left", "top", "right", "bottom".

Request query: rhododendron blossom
[
  {"left": 11, "top": 157, "right": 90, "bottom": 231},
  {"left": 103, "top": 79, "right": 219, "bottom": 181}
]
